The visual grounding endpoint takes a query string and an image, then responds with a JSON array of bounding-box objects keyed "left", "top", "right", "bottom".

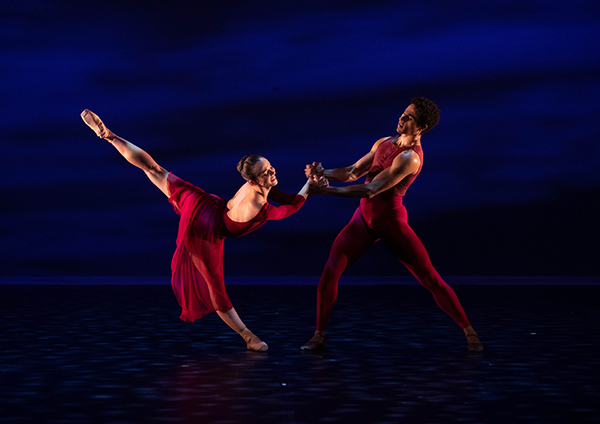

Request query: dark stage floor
[{"left": 1, "top": 279, "right": 599, "bottom": 423}]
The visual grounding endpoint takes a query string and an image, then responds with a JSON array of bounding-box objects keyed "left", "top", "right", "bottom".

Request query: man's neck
[{"left": 395, "top": 134, "right": 421, "bottom": 148}]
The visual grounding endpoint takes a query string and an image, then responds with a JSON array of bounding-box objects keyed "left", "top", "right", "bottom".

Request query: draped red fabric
[{"left": 167, "top": 173, "right": 305, "bottom": 322}]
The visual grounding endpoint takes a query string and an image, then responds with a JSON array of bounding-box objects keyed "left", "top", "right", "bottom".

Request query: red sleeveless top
[{"left": 360, "top": 137, "right": 423, "bottom": 224}]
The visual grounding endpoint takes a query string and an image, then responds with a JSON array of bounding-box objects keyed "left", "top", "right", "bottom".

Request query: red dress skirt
[{"left": 167, "top": 173, "right": 305, "bottom": 322}]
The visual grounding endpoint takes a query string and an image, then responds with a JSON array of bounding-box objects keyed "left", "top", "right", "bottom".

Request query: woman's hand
[{"left": 305, "top": 162, "right": 324, "bottom": 179}]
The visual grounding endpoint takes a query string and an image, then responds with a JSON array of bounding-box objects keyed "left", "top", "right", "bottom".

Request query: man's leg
[
  {"left": 381, "top": 217, "right": 483, "bottom": 351},
  {"left": 302, "top": 208, "right": 375, "bottom": 350}
]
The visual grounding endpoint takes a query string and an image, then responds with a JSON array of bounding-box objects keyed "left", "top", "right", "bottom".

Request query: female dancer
[{"left": 81, "top": 109, "right": 322, "bottom": 351}]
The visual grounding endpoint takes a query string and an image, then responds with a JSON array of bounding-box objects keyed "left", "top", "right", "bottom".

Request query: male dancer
[{"left": 302, "top": 97, "right": 483, "bottom": 352}]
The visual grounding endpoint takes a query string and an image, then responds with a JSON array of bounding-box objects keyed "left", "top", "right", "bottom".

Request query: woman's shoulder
[{"left": 226, "top": 191, "right": 268, "bottom": 223}]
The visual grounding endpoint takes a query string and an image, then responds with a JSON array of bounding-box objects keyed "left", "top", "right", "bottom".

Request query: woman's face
[{"left": 253, "top": 158, "right": 277, "bottom": 188}]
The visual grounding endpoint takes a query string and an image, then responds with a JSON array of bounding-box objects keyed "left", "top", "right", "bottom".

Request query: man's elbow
[
  {"left": 344, "top": 173, "right": 358, "bottom": 183},
  {"left": 346, "top": 166, "right": 363, "bottom": 183},
  {"left": 365, "top": 187, "right": 377, "bottom": 198},
  {"left": 365, "top": 182, "right": 388, "bottom": 198}
]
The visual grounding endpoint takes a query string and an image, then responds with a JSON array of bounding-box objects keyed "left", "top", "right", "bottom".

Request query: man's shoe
[
  {"left": 466, "top": 333, "right": 483, "bottom": 352},
  {"left": 300, "top": 331, "right": 326, "bottom": 351}
]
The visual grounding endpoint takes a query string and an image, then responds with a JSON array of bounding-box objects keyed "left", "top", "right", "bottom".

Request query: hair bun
[
  {"left": 237, "top": 155, "right": 249, "bottom": 173},
  {"left": 237, "top": 154, "right": 264, "bottom": 181}
]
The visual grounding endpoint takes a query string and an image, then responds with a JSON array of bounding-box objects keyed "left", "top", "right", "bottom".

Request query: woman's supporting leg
[
  {"left": 201, "top": 267, "right": 268, "bottom": 352},
  {"left": 189, "top": 250, "right": 267, "bottom": 351},
  {"left": 216, "top": 307, "right": 245, "bottom": 332},
  {"left": 217, "top": 308, "right": 268, "bottom": 352}
]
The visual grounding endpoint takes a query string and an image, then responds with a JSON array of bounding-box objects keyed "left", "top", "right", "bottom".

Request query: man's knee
[
  {"left": 322, "top": 258, "right": 346, "bottom": 281},
  {"left": 414, "top": 268, "right": 443, "bottom": 290}
]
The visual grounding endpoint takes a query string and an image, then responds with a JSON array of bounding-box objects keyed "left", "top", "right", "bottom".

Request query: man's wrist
[{"left": 319, "top": 186, "right": 335, "bottom": 196}]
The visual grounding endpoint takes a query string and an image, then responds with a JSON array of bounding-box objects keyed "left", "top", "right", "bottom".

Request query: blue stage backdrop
[{"left": 1, "top": 1, "right": 599, "bottom": 277}]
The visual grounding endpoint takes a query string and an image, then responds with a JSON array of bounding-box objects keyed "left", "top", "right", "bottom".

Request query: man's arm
[
  {"left": 307, "top": 137, "right": 391, "bottom": 183},
  {"left": 313, "top": 149, "right": 420, "bottom": 199}
]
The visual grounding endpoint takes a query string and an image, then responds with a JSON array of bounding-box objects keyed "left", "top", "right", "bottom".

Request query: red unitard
[
  {"left": 167, "top": 173, "right": 305, "bottom": 322},
  {"left": 316, "top": 137, "right": 471, "bottom": 331}
]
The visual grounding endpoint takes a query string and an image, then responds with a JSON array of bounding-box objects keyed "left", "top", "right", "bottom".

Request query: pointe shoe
[
  {"left": 466, "top": 333, "right": 483, "bottom": 352},
  {"left": 81, "top": 109, "right": 112, "bottom": 139},
  {"left": 239, "top": 327, "right": 268, "bottom": 352},
  {"left": 300, "top": 331, "right": 326, "bottom": 351}
]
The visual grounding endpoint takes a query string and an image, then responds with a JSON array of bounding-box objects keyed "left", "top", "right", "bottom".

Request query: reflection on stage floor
[{"left": 1, "top": 277, "right": 599, "bottom": 423}]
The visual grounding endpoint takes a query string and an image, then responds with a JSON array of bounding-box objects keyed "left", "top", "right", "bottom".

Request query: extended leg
[
  {"left": 302, "top": 209, "right": 375, "bottom": 350},
  {"left": 381, "top": 218, "right": 483, "bottom": 352},
  {"left": 81, "top": 109, "right": 169, "bottom": 196}
]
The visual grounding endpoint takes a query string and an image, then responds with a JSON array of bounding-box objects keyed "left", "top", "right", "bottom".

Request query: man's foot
[
  {"left": 466, "top": 333, "right": 483, "bottom": 352},
  {"left": 81, "top": 109, "right": 112, "bottom": 139},
  {"left": 239, "top": 327, "right": 268, "bottom": 352},
  {"left": 300, "top": 331, "right": 326, "bottom": 351}
]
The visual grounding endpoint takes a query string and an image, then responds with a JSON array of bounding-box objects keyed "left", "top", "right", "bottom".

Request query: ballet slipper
[
  {"left": 81, "top": 109, "right": 113, "bottom": 139},
  {"left": 300, "top": 331, "right": 326, "bottom": 351},
  {"left": 466, "top": 333, "right": 483, "bottom": 352},
  {"left": 239, "top": 327, "right": 268, "bottom": 352}
]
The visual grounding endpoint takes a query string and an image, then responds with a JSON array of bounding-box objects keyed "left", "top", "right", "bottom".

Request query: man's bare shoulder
[
  {"left": 375, "top": 135, "right": 397, "bottom": 143},
  {"left": 391, "top": 148, "right": 421, "bottom": 173},
  {"left": 372, "top": 136, "right": 396, "bottom": 151}
]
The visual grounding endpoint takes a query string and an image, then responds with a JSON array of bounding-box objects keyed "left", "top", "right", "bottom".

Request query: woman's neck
[
  {"left": 230, "top": 182, "right": 268, "bottom": 207},
  {"left": 247, "top": 181, "right": 270, "bottom": 201}
]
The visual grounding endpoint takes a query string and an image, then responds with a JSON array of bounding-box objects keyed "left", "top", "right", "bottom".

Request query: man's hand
[
  {"left": 305, "top": 162, "right": 324, "bottom": 179},
  {"left": 307, "top": 174, "right": 329, "bottom": 197},
  {"left": 308, "top": 174, "right": 328, "bottom": 188}
]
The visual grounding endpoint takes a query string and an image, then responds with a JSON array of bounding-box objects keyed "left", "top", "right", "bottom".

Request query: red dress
[{"left": 167, "top": 173, "right": 305, "bottom": 322}]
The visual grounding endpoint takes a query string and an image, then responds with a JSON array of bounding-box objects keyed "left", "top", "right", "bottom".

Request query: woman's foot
[
  {"left": 239, "top": 327, "right": 268, "bottom": 352},
  {"left": 300, "top": 331, "right": 326, "bottom": 351},
  {"left": 466, "top": 333, "right": 483, "bottom": 352},
  {"left": 81, "top": 109, "right": 113, "bottom": 139}
]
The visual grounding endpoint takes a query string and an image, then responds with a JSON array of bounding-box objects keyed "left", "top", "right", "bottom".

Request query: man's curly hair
[{"left": 411, "top": 97, "right": 440, "bottom": 134}]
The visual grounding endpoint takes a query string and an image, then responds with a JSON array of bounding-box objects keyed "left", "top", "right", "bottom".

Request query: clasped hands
[{"left": 306, "top": 162, "right": 328, "bottom": 193}]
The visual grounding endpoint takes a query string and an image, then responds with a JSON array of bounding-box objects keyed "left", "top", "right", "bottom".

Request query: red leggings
[{"left": 316, "top": 205, "right": 471, "bottom": 331}]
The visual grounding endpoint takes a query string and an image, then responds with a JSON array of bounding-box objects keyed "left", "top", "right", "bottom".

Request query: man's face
[{"left": 396, "top": 104, "right": 424, "bottom": 135}]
